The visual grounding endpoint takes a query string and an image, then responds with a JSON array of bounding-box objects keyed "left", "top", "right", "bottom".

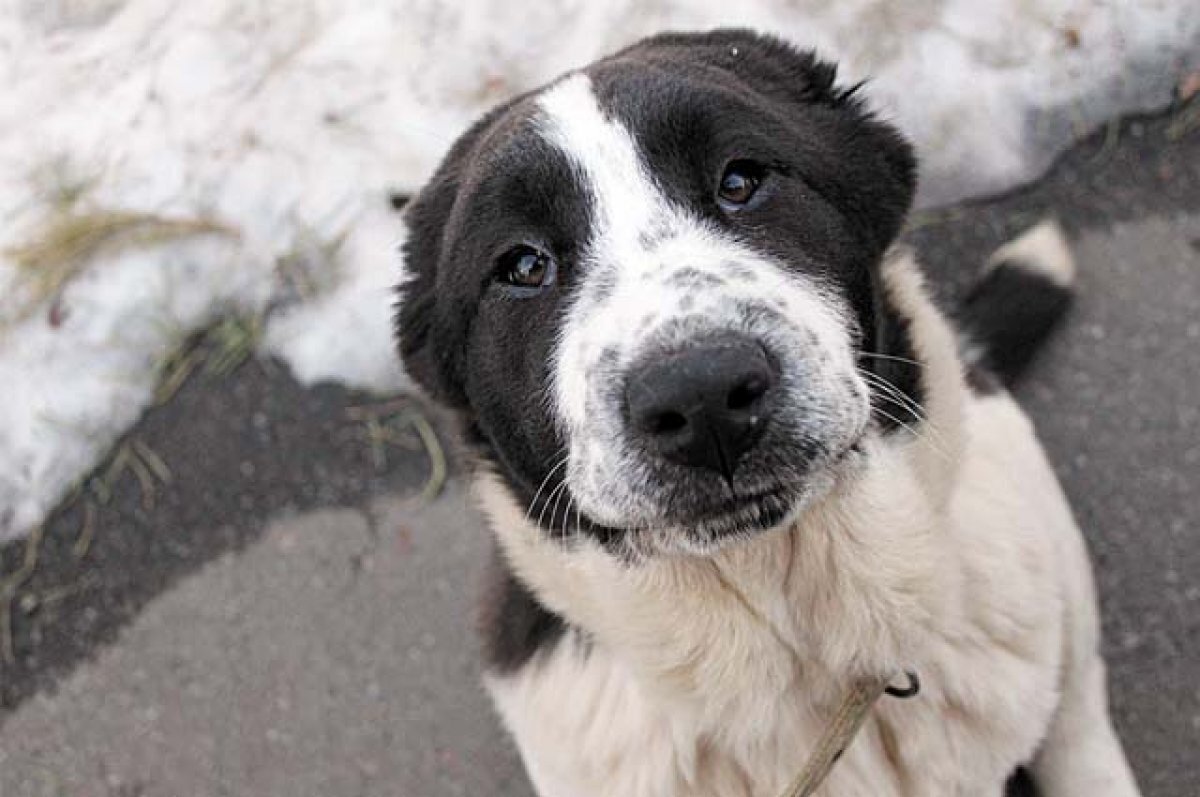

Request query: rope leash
[{"left": 779, "top": 671, "right": 921, "bottom": 797}]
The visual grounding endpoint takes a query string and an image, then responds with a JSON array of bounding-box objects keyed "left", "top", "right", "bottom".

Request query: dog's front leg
[
  {"left": 1031, "top": 652, "right": 1140, "bottom": 796},
  {"left": 1030, "top": 524, "right": 1140, "bottom": 797}
]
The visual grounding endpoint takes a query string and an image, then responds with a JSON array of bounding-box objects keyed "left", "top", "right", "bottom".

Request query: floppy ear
[
  {"left": 395, "top": 103, "right": 519, "bottom": 408},
  {"left": 628, "top": 29, "right": 917, "bottom": 255},
  {"left": 396, "top": 165, "right": 467, "bottom": 407}
]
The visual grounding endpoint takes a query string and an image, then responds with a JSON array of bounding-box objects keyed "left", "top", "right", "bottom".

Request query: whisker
[
  {"left": 861, "top": 377, "right": 930, "bottom": 433},
  {"left": 526, "top": 451, "right": 569, "bottom": 523},
  {"left": 860, "top": 371, "right": 936, "bottom": 429},
  {"left": 872, "top": 406, "right": 952, "bottom": 463},
  {"left": 536, "top": 479, "right": 570, "bottom": 530},
  {"left": 858, "top": 351, "right": 926, "bottom": 369},
  {"left": 526, "top": 454, "right": 567, "bottom": 519},
  {"left": 561, "top": 496, "right": 580, "bottom": 543},
  {"left": 858, "top": 369, "right": 952, "bottom": 452},
  {"left": 556, "top": 495, "right": 570, "bottom": 540},
  {"left": 859, "top": 370, "right": 927, "bottom": 418},
  {"left": 549, "top": 474, "right": 573, "bottom": 534}
]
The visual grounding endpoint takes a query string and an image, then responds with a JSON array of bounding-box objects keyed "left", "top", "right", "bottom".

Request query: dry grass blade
[
  {"left": 132, "top": 439, "right": 172, "bottom": 484},
  {"left": 88, "top": 475, "right": 113, "bottom": 506},
  {"left": 73, "top": 501, "right": 97, "bottom": 559},
  {"left": 363, "top": 416, "right": 389, "bottom": 471},
  {"left": 28, "top": 575, "right": 101, "bottom": 612},
  {"left": 153, "top": 313, "right": 264, "bottom": 403},
  {"left": 274, "top": 226, "right": 350, "bottom": 303},
  {"left": 90, "top": 439, "right": 172, "bottom": 512},
  {"left": 904, "top": 206, "right": 965, "bottom": 233},
  {"left": 154, "top": 345, "right": 206, "bottom": 404},
  {"left": 1090, "top": 118, "right": 1122, "bottom": 163},
  {"left": 203, "top": 315, "right": 263, "bottom": 377},
  {"left": 1, "top": 524, "right": 45, "bottom": 665},
  {"left": 1165, "top": 102, "right": 1199, "bottom": 141},
  {"left": 404, "top": 409, "right": 447, "bottom": 503},
  {"left": 95, "top": 444, "right": 133, "bottom": 505},
  {"left": 8, "top": 210, "right": 236, "bottom": 271},
  {"left": 345, "top": 400, "right": 447, "bottom": 502},
  {"left": 4, "top": 209, "right": 238, "bottom": 321},
  {"left": 127, "top": 451, "right": 159, "bottom": 511}
]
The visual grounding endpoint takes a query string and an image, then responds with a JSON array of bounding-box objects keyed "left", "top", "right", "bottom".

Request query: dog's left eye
[
  {"left": 717, "top": 160, "right": 766, "bottom": 209},
  {"left": 496, "top": 245, "right": 557, "bottom": 293}
]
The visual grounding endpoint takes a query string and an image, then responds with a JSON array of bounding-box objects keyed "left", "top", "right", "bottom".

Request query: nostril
[
  {"left": 624, "top": 336, "right": 778, "bottom": 474},
  {"left": 645, "top": 410, "right": 688, "bottom": 435},
  {"left": 726, "top": 375, "right": 770, "bottom": 411}
]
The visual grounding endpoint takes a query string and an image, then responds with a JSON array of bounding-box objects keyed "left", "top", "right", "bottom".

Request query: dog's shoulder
[{"left": 478, "top": 544, "right": 570, "bottom": 673}]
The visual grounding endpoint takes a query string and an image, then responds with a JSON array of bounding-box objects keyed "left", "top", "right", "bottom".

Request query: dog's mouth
[
  {"left": 678, "top": 486, "right": 800, "bottom": 540},
  {"left": 653, "top": 434, "right": 867, "bottom": 545},
  {"left": 678, "top": 482, "right": 793, "bottom": 523}
]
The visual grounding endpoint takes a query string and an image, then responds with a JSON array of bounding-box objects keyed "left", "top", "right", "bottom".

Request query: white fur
[
  {"left": 984, "top": 218, "right": 1077, "bottom": 287},
  {"left": 476, "top": 247, "right": 1140, "bottom": 796},
  {"left": 538, "top": 74, "right": 868, "bottom": 545}
]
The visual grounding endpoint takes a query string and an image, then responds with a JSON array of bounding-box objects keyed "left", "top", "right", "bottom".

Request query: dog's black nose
[{"left": 625, "top": 337, "right": 777, "bottom": 479}]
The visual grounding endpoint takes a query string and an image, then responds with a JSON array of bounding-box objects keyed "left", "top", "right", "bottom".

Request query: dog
[{"left": 395, "top": 29, "right": 1141, "bottom": 797}]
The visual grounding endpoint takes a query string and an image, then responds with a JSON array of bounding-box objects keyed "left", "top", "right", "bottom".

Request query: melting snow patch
[{"left": 1, "top": 0, "right": 1197, "bottom": 541}]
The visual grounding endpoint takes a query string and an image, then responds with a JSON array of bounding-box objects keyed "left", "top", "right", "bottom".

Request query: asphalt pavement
[{"left": 0, "top": 100, "right": 1197, "bottom": 796}]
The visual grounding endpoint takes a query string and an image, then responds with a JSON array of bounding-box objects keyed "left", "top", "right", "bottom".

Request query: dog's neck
[{"left": 476, "top": 249, "right": 970, "bottom": 712}]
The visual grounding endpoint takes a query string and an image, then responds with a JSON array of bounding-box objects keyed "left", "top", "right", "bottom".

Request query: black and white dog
[{"left": 396, "top": 29, "right": 1140, "bottom": 797}]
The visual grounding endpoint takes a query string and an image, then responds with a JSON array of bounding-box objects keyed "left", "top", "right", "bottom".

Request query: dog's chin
[
  {"left": 641, "top": 439, "right": 868, "bottom": 557},
  {"left": 677, "top": 488, "right": 805, "bottom": 550}
]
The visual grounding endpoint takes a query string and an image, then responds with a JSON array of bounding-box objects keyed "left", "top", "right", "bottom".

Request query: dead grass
[
  {"left": 89, "top": 437, "right": 172, "bottom": 511},
  {"left": 4, "top": 208, "right": 238, "bottom": 324},
  {"left": 1165, "top": 101, "right": 1199, "bottom": 142},
  {"left": 272, "top": 224, "right": 350, "bottom": 308},
  {"left": 21, "top": 575, "right": 101, "bottom": 616},
  {"left": 154, "top": 342, "right": 209, "bottom": 405},
  {"left": 1, "top": 524, "right": 44, "bottom": 665},
  {"left": 346, "top": 399, "right": 447, "bottom": 502},
  {"left": 1090, "top": 117, "right": 1122, "bottom": 164},
  {"left": 72, "top": 501, "right": 97, "bottom": 560},
  {"left": 153, "top": 313, "right": 264, "bottom": 404},
  {"left": 0, "top": 432, "right": 172, "bottom": 665},
  {"left": 203, "top": 315, "right": 263, "bottom": 377},
  {"left": 904, "top": 206, "right": 967, "bottom": 233}
]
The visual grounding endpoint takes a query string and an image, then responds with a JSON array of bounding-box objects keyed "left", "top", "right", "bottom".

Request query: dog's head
[{"left": 398, "top": 30, "right": 918, "bottom": 555}]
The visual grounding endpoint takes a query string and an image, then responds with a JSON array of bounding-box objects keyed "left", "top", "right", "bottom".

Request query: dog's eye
[
  {"left": 496, "top": 246, "right": 557, "bottom": 292},
  {"left": 717, "top": 161, "right": 765, "bottom": 208}
]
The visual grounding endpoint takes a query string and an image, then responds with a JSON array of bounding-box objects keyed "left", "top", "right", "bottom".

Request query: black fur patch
[
  {"left": 960, "top": 262, "right": 1073, "bottom": 385},
  {"left": 387, "top": 190, "right": 412, "bottom": 211},
  {"left": 396, "top": 93, "right": 592, "bottom": 506},
  {"left": 1004, "top": 767, "right": 1039, "bottom": 797},
  {"left": 479, "top": 547, "right": 569, "bottom": 673}
]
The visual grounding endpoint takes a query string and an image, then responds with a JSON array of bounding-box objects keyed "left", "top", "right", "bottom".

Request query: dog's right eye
[{"left": 496, "top": 246, "right": 557, "bottom": 293}]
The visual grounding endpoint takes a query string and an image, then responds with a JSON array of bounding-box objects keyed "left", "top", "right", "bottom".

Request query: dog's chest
[{"left": 487, "top": 582, "right": 1061, "bottom": 797}]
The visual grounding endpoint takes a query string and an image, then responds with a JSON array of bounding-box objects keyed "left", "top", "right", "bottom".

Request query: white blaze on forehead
[
  {"left": 536, "top": 72, "right": 676, "bottom": 432},
  {"left": 536, "top": 73, "right": 667, "bottom": 261}
]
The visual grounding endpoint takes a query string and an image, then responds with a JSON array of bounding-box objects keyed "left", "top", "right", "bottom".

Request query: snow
[{"left": 1, "top": 0, "right": 1197, "bottom": 542}]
